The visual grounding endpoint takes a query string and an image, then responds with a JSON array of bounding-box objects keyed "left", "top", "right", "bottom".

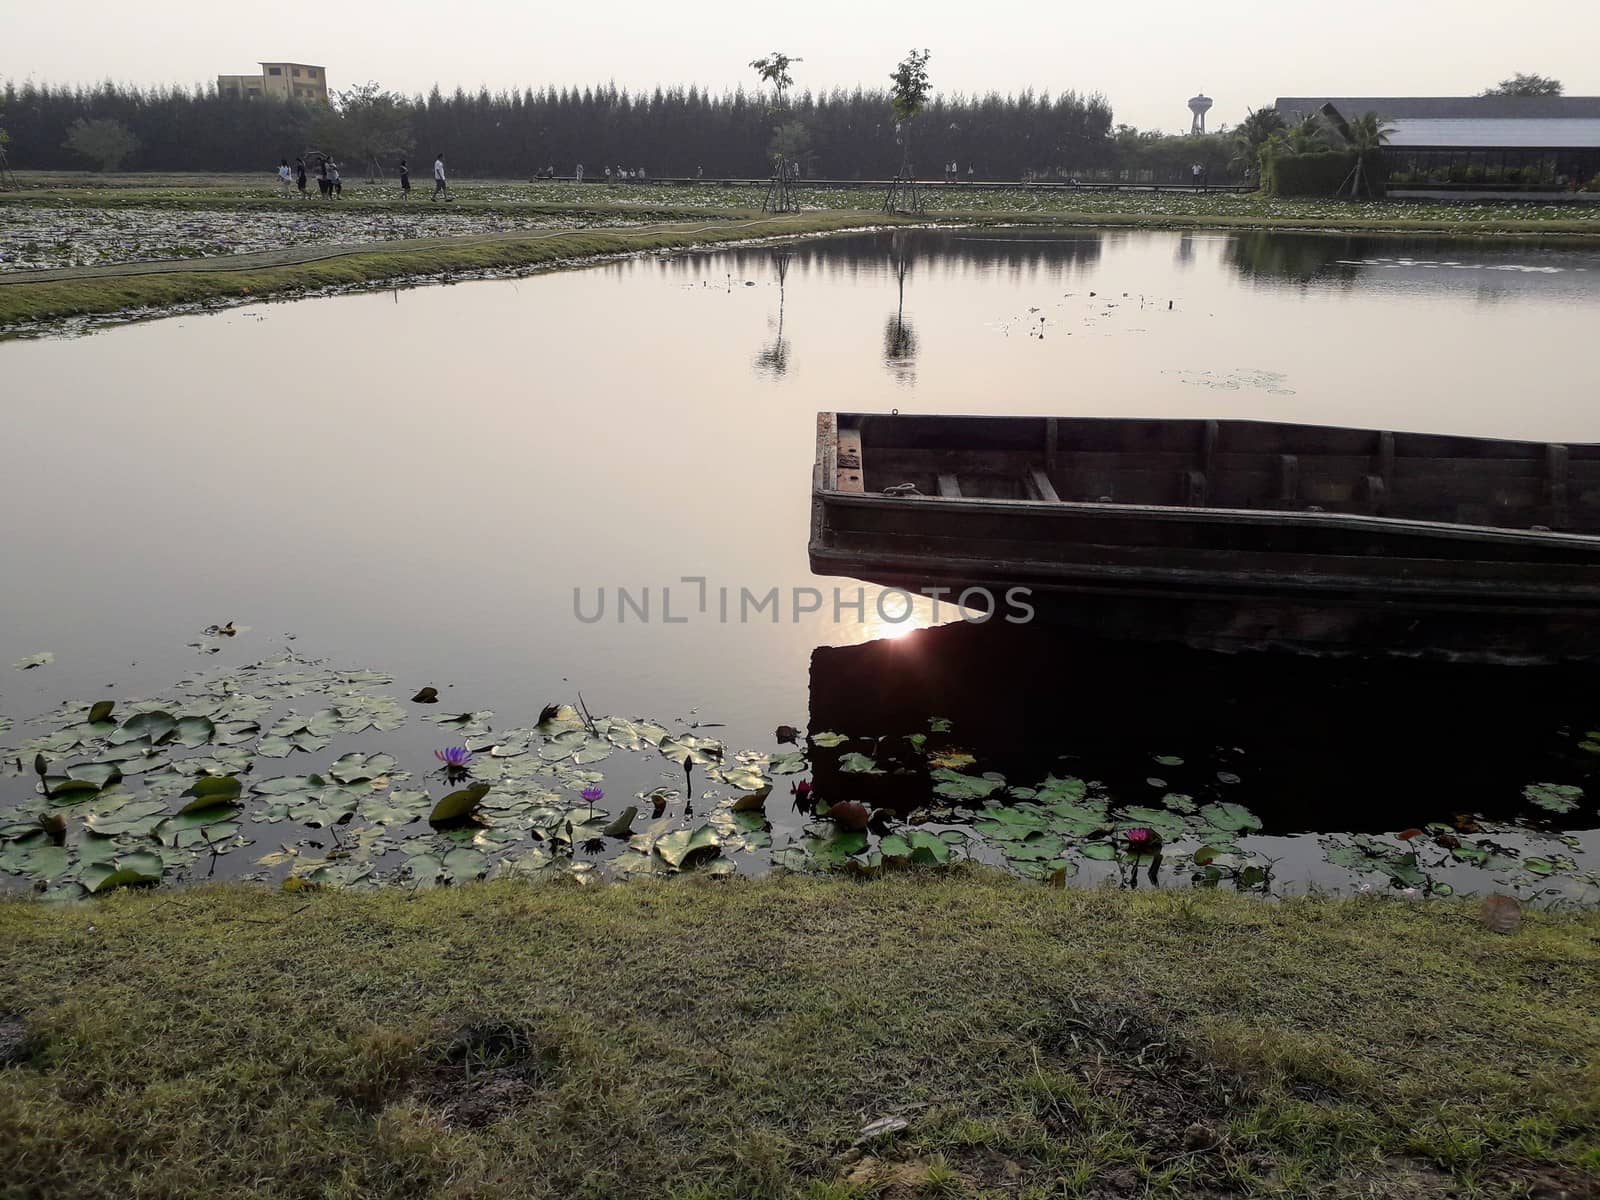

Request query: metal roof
[
  {"left": 1276, "top": 96, "right": 1600, "bottom": 121},
  {"left": 1273, "top": 98, "right": 1600, "bottom": 149},
  {"left": 1386, "top": 118, "right": 1600, "bottom": 148}
]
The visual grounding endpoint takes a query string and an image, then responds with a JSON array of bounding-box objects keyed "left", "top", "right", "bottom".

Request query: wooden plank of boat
[{"left": 808, "top": 411, "right": 1600, "bottom": 661}]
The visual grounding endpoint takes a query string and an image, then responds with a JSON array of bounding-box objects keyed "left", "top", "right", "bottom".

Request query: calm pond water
[{"left": 3, "top": 227, "right": 1599, "bottom": 898}]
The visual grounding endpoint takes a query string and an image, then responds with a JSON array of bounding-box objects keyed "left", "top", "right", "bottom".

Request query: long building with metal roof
[{"left": 1273, "top": 96, "right": 1600, "bottom": 192}]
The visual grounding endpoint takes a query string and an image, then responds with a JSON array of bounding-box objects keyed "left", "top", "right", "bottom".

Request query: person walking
[
  {"left": 277, "top": 158, "right": 292, "bottom": 196},
  {"left": 295, "top": 157, "right": 308, "bottom": 199},
  {"left": 317, "top": 158, "right": 330, "bottom": 198},
  {"left": 330, "top": 161, "right": 342, "bottom": 197},
  {"left": 1191, "top": 162, "right": 1204, "bottom": 190},
  {"left": 399, "top": 158, "right": 411, "bottom": 199},
  {"left": 575, "top": 162, "right": 584, "bottom": 183},
  {"left": 432, "top": 152, "right": 448, "bottom": 200}
]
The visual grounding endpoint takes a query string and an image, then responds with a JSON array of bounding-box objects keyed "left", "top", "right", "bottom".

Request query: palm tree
[
  {"left": 1340, "top": 112, "right": 1394, "bottom": 198},
  {"left": 1344, "top": 111, "right": 1395, "bottom": 153},
  {"left": 1230, "top": 106, "right": 1285, "bottom": 183},
  {"left": 1283, "top": 114, "right": 1332, "bottom": 155}
]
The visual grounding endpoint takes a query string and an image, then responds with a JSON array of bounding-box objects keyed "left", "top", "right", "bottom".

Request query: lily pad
[
  {"left": 654, "top": 824, "right": 722, "bottom": 869},
  {"left": 1524, "top": 783, "right": 1582, "bottom": 814},
  {"left": 933, "top": 769, "right": 1005, "bottom": 802},
  {"left": 328, "top": 752, "right": 396, "bottom": 784},
  {"left": 838, "top": 752, "right": 882, "bottom": 775},
  {"left": 1198, "top": 802, "right": 1262, "bottom": 833},
  {"left": 430, "top": 783, "right": 491, "bottom": 825}
]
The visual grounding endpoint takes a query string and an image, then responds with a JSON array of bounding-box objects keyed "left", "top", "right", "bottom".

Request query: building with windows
[
  {"left": 1274, "top": 96, "right": 1600, "bottom": 193},
  {"left": 217, "top": 63, "right": 329, "bottom": 103}
]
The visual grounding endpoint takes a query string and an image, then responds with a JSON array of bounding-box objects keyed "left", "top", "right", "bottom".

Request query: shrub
[{"left": 1261, "top": 148, "right": 1386, "bottom": 197}]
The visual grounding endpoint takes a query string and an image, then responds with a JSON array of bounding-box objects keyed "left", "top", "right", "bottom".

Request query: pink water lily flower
[{"left": 1124, "top": 826, "right": 1159, "bottom": 850}]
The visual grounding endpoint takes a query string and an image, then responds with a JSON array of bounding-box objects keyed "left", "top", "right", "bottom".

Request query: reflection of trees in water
[
  {"left": 1225, "top": 232, "right": 1366, "bottom": 287},
  {"left": 665, "top": 228, "right": 1106, "bottom": 285},
  {"left": 883, "top": 233, "right": 918, "bottom": 382},
  {"left": 754, "top": 250, "right": 793, "bottom": 377}
]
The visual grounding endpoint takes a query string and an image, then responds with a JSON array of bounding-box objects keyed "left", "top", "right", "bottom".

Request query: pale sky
[{"left": 4, "top": 0, "right": 1596, "bottom": 132}]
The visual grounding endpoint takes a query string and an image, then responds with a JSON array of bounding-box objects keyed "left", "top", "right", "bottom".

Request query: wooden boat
[{"left": 809, "top": 412, "right": 1600, "bottom": 662}]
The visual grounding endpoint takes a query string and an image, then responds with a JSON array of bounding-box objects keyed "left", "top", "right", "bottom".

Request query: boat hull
[{"left": 810, "top": 412, "right": 1600, "bottom": 663}]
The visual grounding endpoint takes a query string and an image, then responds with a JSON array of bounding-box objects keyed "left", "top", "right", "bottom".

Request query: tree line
[{"left": 1, "top": 78, "right": 1129, "bottom": 180}]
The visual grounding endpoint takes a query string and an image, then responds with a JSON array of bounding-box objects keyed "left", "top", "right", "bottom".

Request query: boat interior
[{"left": 830, "top": 413, "right": 1600, "bottom": 534}]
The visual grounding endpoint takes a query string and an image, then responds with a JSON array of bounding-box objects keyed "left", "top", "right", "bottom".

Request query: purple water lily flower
[
  {"left": 434, "top": 746, "right": 474, "bottom": 768},
  {"left": 581, "top": 785, "right": 604, "bottom": 803}
]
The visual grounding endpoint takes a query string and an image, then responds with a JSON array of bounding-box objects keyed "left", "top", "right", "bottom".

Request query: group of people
[
  {"left": 277, "top": 156, "right": 342, "bottom": 198},
  {"left": 273, "top": 153, "right": 451, "bottom": 200},
  {"left": 941, "top": 161, "right": 977, "bottom": 182}
]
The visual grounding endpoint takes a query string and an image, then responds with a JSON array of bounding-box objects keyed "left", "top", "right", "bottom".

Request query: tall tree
[
  {"left": 1483, "top": 73, "right": 1563, "bottom": 97},
  {"left": 884, "top": 49, "right": 931, "bottom": 213},
  {"left": 328, "top": 82, "right": 414, "bottom": 180},
  {"left": 61, "top": 116, "right": 139, "bottom": 170},
  {"left": 750, "top": 51, "right": 802, "bottom": 210}
]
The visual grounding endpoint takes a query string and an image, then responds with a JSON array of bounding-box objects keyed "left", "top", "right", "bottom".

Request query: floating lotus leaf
[
  {"left": 810, "top": 731, "right": 848, "bottom": 748},
  {"left": 441, "top": 847, "right": 489, "bottom": 883},
  {"left": 1524, "top": 783, "right": 1582, "bottom": 814},
  {"left": 1162, "top": 792, "right": 1198, "bottom": 814},
  {"left": 1154, "top": 755, "right": 1184, "bottom": 767},
  {"left": 13, "top": 652, "right": 54, "bottom": 670},
  {"left": 1117, "top": 807, "right": 1187, "bottom": 839},
  {"left": 327, "top": 752, "right": 396, "bottom": 784},
  {"left": 802, "top": 830, "right": 868, "bottom": 864},
  {"left": 838, "top": 752, "right": 882, "bottom": 775},
  {"left": 658, "top": 733, "right": 724, "bottom": 766},
  {"left": 879, "top": 833, "right": 913, "bottom": 860},
  {"left": 770, "top": 751, "right": 807, "bottom": 774},
  {"left": 933, "top": 769, "right": 1005, "bottom": 801},
  {"left": 87, "top": 700, "right": 115, "bottom": 724},
  {"left": 179, "top": 776, "right": 242, "bottom": 813},
  {"left": 928, "top": 717, "right": 953, "bottom": 733},
  {"left": 653, "top": 824, "right": 722, "bottom": 869},
  {"left": 363, "top": 790, "right": 431, "bottom": 825},
  {"left": 430, "top": 783, "right": 491, "bottom": 825},
  {"left": 907, "top": 830, "right": 951, "bottom": 864},
  {"left": 1079, "top": 841, "right": 1117, "bottom": 860},
  {"left": 1005, "top": 832, "right": 1066, "bottom": 862},
  {"left": 716, "top": 763, "right": 771, "bottom": 791},
  {"left": 84, "top": 798, "right": 170, "bottom": 837},
  {"left": 81, "top": 850, "right": 164, "bottom": 893},
  {"left": 113, "top": 711, "right": 176, "bottom": 745},
  {"left": 1198, "top": 802, "right": 1262, "bottom": 833},
  {"left": 171, "top": 716, "right": 216, "bottom": 748}
]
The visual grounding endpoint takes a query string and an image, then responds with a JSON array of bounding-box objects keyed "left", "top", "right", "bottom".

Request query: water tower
[{"left": 1188, "top": 93, "right": 1213, "bottom": 135}]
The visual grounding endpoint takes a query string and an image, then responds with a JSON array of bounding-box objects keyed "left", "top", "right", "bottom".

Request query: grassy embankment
[
  {"left": 2, "top": 874, "right": 1597, "bottom": 1199},
  {"left": 3, "top": 172, "right": 1598, "bottom": 329},
  {"left": 0, "top": 211, "right": 902, "bottom": 328}
]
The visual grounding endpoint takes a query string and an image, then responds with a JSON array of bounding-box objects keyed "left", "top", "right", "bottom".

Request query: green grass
[
  {"left": 8, "top": 170, "right": 1600, "bottom": 232},
  {"left": 0, "top": 211, "right": 899, "bottom": 329},
  {"left": 2, "top": 873, "right": 1597, "bottom": 1198}
]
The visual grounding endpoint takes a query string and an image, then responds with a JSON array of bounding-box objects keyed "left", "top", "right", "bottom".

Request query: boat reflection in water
[{"left": 807, "top": 618, "right": 1600, "bottom": 838}]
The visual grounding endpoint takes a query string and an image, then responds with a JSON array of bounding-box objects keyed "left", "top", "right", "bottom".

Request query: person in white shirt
[
  {"left": 277, "top": 159, "right": 291, "bottom": 196},
  {"left": 433, "top": 154, "right": 448, "bottom": 201}
]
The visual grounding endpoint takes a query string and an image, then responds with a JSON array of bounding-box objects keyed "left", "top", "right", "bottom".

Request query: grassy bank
[
  {"left": 0, "top": 211, "right": 894, "bottom": 329},
  {"left": 1, "top": 875, "right": 1596, "bottom": 1199}
]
